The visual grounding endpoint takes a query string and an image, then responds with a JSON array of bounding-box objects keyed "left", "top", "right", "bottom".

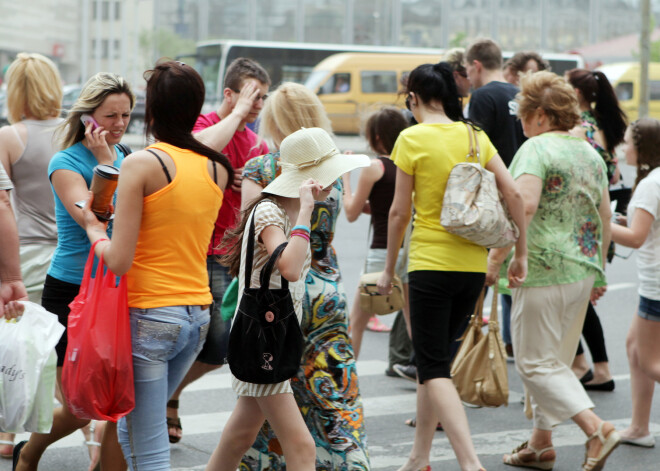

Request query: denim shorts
[{"left": 638, "top": 295, "right": 660, "bottom": 322}]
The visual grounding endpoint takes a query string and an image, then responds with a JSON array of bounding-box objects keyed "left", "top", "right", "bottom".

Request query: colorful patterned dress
[
  {"left": 580, "top": 110, "right": 617, "bottom": 183},
  {"left": 240, "top": 152, "right": 370, "bottom": 471}
]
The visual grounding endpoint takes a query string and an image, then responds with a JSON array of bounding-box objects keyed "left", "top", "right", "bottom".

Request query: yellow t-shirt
[{"left": 392, "top": 122, "right": 497, "bottom": 273}]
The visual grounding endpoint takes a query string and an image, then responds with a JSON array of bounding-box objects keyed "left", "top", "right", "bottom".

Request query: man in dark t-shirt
[{"left": 465, "top": 38, "right": 526, "bottom": 167}]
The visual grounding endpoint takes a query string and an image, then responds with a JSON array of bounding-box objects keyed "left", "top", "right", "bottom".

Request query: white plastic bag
[{"left": 0, "top": 301, "right": 64, "bottom": 433}]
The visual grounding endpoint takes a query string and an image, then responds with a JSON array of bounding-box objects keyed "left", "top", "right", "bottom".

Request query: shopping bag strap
[{"left": 79, "top": 239, "right": 109, "bottom": 296}]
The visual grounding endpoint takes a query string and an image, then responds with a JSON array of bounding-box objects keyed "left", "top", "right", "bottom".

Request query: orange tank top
[{"left": 127, "top": 142, "right": 224, "bottom": 308}]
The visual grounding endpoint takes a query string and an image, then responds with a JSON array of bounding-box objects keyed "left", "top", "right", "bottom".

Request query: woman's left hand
[
  {"left": 376, "top": 271, "right": 393, "bottom": 295},
  {"left": 590, "top": 286, "right": 607, "bottom": 305},
  {"left": 507, "top": 255, "right": 527, "bottom": 288},
  {"left": 81, "top": 191, "right": 110, "bottom": 234}
]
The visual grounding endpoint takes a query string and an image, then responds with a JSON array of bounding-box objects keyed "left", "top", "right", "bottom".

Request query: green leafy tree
[{"left": 140, "top": 29, "right": 196, "bottom": 66}]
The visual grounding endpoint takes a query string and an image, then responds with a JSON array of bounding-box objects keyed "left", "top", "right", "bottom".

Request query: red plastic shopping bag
[{"left": 61, "top": 242, "right": 135, "bottom": 421}]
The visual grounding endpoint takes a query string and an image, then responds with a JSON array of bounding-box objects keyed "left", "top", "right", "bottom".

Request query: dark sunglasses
[{"left": 405, "top": 94, "right": 412, "bottom": 111}]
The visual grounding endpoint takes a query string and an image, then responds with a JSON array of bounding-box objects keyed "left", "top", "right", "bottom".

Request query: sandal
[
  {"left": 503, "top": 441, "right": 555, "bottom": 470},
  {"left": 82, "top": 420, "right": 103, "bottom": 471},
  {"left": 404, "top": 417, "right": 443, "bottom": 431},
  {"left": 366, "top": 316, "right": 391, "bottom": 332},
  {"left": 167, "top": 400, "right": 182, "bottom": 444},
  {"left": 582, "top": 422, "right": 620, "bottom": 471}
]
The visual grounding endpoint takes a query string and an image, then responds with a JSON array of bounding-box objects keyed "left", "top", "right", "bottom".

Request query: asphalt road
[{"left": 2, "top": 135, "right": 658, "bottom": 470}]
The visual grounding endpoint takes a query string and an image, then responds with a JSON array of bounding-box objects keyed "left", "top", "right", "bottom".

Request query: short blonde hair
[
  {"left": 6, "top": 53, "right": 62, "bottom": 123},
  {"left": 58, "top": 72, "right": 135, "bottom": 150},
  {"left": 258, "top": 82, "right": 332, "bottom": 146},
  {"left": 517, "top": 71, "right": 580, "bottom": 131}
]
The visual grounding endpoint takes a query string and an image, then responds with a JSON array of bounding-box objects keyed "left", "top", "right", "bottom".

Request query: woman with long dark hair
[
  {"left": 567, "top": 68, "right": 628, "bottom": 392},
  {"left": 77, "top": 61, "right": 231, "bottom": 470},
  {"left": 377, "top": 62, "right": 527, "bottom": 471}
]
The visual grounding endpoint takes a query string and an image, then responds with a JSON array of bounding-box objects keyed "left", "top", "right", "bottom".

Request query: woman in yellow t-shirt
[{"left": 377, "top": 62, "right": 527, "bottom": 471}]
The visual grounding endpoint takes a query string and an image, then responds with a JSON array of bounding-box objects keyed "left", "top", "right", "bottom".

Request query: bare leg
[
  {"left": 257, "top": 394, "right": 316, "bottom": 471},
  {"left": 590, "top": 361, "right": 613, "bottom": 384},
  {"left": 349, "top": 289, "right": 372, "bottom": 359},
  {"left": 167, "top": 361, "right": 222, "bottom": 440},
  {"left": 205, "top": 397, "right": 269, "bottom": 471},
  {"left": 572, "top": 352, "right": 591, "bottom": 378},
  {"left": 100, "top": 421, "right": 127, "bottom": 471},
  {"left": 572, "top": 409, "right": 617, "bottom": 463},
  {"left": 0, "top": 432, "right": 15, "bottom": 458},
  {"left": 399, "top": 378, "right": 483, "bottom": 471},
  {"left": 621, "top": 314, "right": 660, "bottom": 439}
]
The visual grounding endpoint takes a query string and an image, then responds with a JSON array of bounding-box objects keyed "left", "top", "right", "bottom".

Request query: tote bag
[
  {"left": 451, "top": 285, "right": 509, "bottom": 407},
  {"left": 61, "top": 242, "right": 135, "bottom": 421}
]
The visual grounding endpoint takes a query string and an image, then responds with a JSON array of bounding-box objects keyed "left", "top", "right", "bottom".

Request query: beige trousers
[{"left": 511, "top": 276, "right": 596, "bottom": 430}]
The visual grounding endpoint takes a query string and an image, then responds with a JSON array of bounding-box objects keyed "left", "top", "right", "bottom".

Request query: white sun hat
[{"left": 262, "top": 127, "right": 370, "bottom": 198}]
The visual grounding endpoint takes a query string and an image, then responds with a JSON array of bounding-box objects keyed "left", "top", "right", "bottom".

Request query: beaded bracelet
[{"left": 292, "top": 224, "right": 311, "bottom": 234}]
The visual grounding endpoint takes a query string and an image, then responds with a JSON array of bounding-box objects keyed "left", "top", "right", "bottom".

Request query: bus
[{"left": 187, "top": 39, "right": 584, "bottom": 112}]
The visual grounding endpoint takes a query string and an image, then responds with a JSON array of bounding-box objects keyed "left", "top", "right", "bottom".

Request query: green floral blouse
[{"left": 509, "top": 133, "right": 608, "bottom": 287}]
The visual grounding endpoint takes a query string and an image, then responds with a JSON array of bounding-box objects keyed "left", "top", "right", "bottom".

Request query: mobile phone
[{"left": 81, "top": 114, "right": 99, "bottom": 131}]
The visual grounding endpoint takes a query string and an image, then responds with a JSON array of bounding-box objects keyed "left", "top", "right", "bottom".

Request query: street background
[{"left": 1, "top": 133, "right": 659, "bottom": 470}]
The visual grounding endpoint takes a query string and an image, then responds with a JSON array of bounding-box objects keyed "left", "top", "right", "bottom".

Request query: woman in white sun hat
[{"left": 205, "top": 127, "right": 369, "bottom": 471}]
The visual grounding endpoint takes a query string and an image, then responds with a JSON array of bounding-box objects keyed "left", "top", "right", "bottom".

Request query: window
[
  {"left": 102, "top": 1, "right": 110, "bottom": 21},
  {"left": 113, "top": 39, "right": 120, "bottom": 59},
  {"left": 361, "top": 71, "right": 397, "bottom": 93},
  {"left": 651, "top": 81, "right": 660, "bottom": 101},
  {"left": 115, "top": 1, "right": 121, "bottom": 20},
  {"left": 615, "top": 82, "right": 633, "bottom": 101},
  {"left": 318, "top": 73, "right": 351, "bottom": 95}
]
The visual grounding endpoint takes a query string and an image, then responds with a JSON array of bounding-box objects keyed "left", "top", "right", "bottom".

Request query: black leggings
[
  {"left": 408, "top": 270, "right": 485, "bottom": 383},
  {"left": 576, "top": 302, "right": 609, "bottom": 363}
]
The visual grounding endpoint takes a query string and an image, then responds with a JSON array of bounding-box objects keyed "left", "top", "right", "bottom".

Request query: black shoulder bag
[{"left": 226, "top": 203, "right": 304, "bottom": 384}]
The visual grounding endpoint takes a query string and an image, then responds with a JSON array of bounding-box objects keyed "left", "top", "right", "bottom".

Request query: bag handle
[
  {"left": 259, "top": 242, "right": 288, "bottom": 292},
  {"left": 79, "top": 239, "right": 109, "bottom": 297},
  {"left": 243, "top": 200, "right": 288, "bottom": 290},
  {"left": 470, "top": 284, "right": 499, "bottom": 327},
  {"left": 465, "top": 123, "right": 481, "bottom": 164}
]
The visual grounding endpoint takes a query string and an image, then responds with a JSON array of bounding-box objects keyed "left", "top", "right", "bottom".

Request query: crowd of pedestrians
[{"left": 0, "top": 34, "right": 659, "bottom": 471}]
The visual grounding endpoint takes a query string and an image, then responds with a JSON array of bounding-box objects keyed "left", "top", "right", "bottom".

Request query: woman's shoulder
[{"left": 244, "top": 152, "right": 280, "bottom": 187}]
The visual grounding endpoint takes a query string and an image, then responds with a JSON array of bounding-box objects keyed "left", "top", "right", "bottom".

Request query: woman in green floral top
[
  {"left": 487, "top": 72, "right": 618, "bottom": 471},
  {"left": 567, "top": 68, "right": 628, "bottom": 392}
]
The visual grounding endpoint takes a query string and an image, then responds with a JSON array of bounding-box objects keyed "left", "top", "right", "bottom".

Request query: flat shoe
[
  {"left": 582, "top": 422, "right": 620, "bottom": 471},
  {"left": 620, "top": 433, "right": 655, "bottom": 448},
  {"left": 583, "top": 379, "right": 615, "bottom": 392},
  {"left": 12, "top": 440, "right": 27, "bottom": 471},
  {"left": 503, "top": 441, "right": 555, "bottom": 470},
  {"left": 579, "top": 369, "right": 594, "bottom": 384}
]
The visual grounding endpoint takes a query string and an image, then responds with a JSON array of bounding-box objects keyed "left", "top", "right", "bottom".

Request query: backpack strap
[{"left": 116, "top": 143, "right": 133, "bottom": 158}]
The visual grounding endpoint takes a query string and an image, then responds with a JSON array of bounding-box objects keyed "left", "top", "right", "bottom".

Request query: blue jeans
[
  {"left": 196, "top": 256, "right": 233, "bottom": 365},
  {"left": 119, "top": 305, "right": 210, "bottom": 471}
]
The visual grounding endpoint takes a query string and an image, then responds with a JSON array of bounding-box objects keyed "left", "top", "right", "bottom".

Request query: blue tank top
[{"left": 47, "top": 141, "right": 127, "bottom": 285}]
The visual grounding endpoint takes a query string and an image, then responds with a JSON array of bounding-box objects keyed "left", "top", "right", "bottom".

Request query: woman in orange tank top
[{"left": 78, "top": 61, "right": 232, "bottom": 470}]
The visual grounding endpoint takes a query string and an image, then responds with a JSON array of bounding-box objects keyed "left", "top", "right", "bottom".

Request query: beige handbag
[
  {"left": 451, "top": 285, "right": 509, "bottom": 407},
  {"left": 440, "top": 124, "right": 519, "bottom": 248},
  {"left": 358, "top": 272, "right": 404, "bottom": 315}
]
